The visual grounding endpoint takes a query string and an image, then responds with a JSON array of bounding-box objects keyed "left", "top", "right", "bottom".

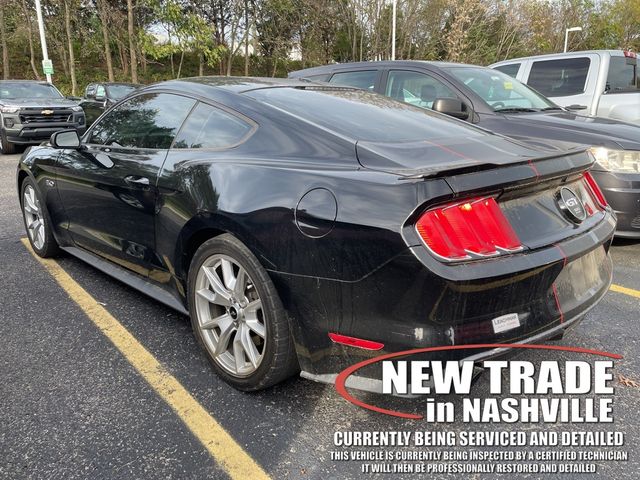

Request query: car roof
[
  {"left": 160, "top": 76, "right": 321, "bottom": 93},
  {"left": 289, "top": 60, "right": 481, "bottom": 77},
  {"left": 491, "top": 50, "right": 628, "bottom": 65},
  {"left": 0, "top": 80, "right": 53, "bottom": 85}
]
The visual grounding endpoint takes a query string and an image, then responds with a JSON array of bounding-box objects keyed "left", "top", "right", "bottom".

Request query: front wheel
[
  {"left": 188, "top": 234, "right": 299, "bottom": 391},
  {"left": 0, "top": 129, "right": 17, "bottom": 154},
  {"left": 20, "top": 177, "right": 60, "bottom": 257}
]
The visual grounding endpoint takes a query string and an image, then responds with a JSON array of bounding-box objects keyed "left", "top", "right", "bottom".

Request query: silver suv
[
  {"left": 490, "top": 50, "right": 639, "bottom": 124},
  {"left": 0, "top": 80, "right": 86, "bottom": 154}
]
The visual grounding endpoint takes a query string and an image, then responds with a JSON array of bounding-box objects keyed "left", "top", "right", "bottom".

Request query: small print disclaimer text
[{"left": 331, "top": 430, "right": 628, "bottom": 474}]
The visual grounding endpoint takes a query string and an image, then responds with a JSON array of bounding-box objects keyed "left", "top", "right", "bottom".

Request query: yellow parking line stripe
[
  {"left": 21, "top": 239, "right": 270, "bottom": 480},
  {"left": 610, "top": 284, "right": 640, "bottom": 300}
]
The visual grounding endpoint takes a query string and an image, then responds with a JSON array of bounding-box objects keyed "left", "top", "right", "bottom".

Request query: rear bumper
[
  {"left": 591, "top": 170, "right": 640, "bottom": 237},
  {"left": 275, "top": 210, "right": 616, "bottom": 384},
  {"left": 301, "top": 303, "right": 595, "bottom": 394}
]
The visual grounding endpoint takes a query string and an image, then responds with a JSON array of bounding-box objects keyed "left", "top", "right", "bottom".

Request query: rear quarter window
[
  {"left": 172, "top": 102, "right": 254, "bottom": 149},
  {"left": 328, "top": 71, "right": 377, "bottom": 90},
  {"left": 494, "top": 63, "right": 520, "bottom": 78},
  {"left": 527, "top": 57, "right": 591, "bottom": 97}
]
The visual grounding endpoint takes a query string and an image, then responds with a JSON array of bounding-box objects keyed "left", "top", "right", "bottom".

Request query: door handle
[{"left": 124, "top": 175, "right": 150, "bottom": 187}]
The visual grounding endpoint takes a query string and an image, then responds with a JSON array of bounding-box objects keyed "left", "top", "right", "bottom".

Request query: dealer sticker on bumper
[{"left": 492, "top": 313, "right": 520, "bottom": 333}]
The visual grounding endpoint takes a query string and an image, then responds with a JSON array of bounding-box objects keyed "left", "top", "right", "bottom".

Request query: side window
[
  {"left": 494, "top": 63, "right": 520, "bottom": 78},
  {"left": 528, "top": 58, "right": 591, "bottom": 97},
  {"left": 385, "top": 70, "right": 458, "bottom": 109},
  {"left": 606, "top": 56, "right": 639, "bottom": 92},
  {"left": 85, "top": 84, "right": 96, "bottom": 98},
  {"left": 303, "top": 73, "right": 331, "bottom": 82},
  {"left": 88, "top": 93, "right": 195, "bottom": 149},
  {"left": 173, "top": 102, "right": 254, "bottom": 149},
  {"left": 328, "top": 70, "right": 377, "bottom": 90},
  {"left": 95, "top": 85, "right": 106, "bottom": 98}
]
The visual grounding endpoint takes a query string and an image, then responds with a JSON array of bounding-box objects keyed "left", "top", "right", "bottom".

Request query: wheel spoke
[
  {"left": 240, "top": 325, "right": 260, "bottom": 368},
  {"left": 196, "top": 287, "right": 229, "bottom": 307},
  {"left": 234, "top": 267, "right": 247, "bottom": 298},
  {"left": 244, "top": 299, "right": 261, "bottom": 316},
  {"left": 23, "top": 203, "right": 36, "bottom": 215},
  {"left": 220, "top": 258, "right": 236, "bottom": 291},
  {"left": 24, "top": 191, "right": 39, "bottom": 214},
  {"left": 213, "top": 317, "right": 236, "bottom": 357},
  {"left": 232, "top": 327, "right": 246, "bottom": 372},
  {"left": 36, "top": 225, "right": 45, "bottom": 245},
  {"left": 202, "top": 266, "right": 232, "bottom": 305},
  {"left": 201, "top": 311, "right": 230, "bottom": 330},
  {"left": 29, "top": 189, "right": 38, "bottom": 211},
  {"left": 245, "top": 319, "right": 265, "bottom": 338}
]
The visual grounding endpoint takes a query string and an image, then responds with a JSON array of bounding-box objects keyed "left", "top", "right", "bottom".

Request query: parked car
[
  {"left": 0, "top": 80, "right": 86, "bottom": 154},
  {"left": 79, "top": 82, "right": 141, "bottom": 126},
  {"left": 490, "top": 50, "right": 639, "bottom": 124},
  {"left": 18, "top": 78, "right": 615, "bottom": 392},
  {"left": 290, "top": 61, "right": 640, "bottom": 238}
]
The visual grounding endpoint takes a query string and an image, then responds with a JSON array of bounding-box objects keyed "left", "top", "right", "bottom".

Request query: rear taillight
[
  {"left": 583, "top": 171, "right": 608, "bottom": 209},
  {"left": 416, "top": 197, "right": 522, "bottom": 261}
]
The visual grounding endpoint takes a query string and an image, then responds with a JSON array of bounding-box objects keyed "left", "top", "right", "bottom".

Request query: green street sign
[{"left": 42, "top": 59, "right": 54, "bottom": 75}]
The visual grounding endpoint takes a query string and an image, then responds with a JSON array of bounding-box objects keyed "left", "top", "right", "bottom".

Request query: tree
[
  {"left": 97, "top": 0, "right": 115, "bottom": 81},
  {"left": 64, "top": 0, "right": 77, "bottom": 94},
  {"left": 0, "top": 1, "right": 9, "bottom": 79},
  {"left": 127, "top": 0, "right": 138, "bottom": 82}
]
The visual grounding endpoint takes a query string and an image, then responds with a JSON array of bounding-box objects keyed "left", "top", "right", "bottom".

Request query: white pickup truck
[{"left": 490, "top": 50, "right": 640, "bottom": 124}]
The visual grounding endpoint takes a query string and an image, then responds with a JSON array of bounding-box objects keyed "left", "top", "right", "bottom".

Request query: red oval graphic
[{"left": 335, "top": 343, "right": 623, "bottom": 420}]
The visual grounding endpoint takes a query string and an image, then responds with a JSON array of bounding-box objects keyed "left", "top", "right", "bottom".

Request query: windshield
[
  {"left": 247, "top": 87, "right": 487, "bottom": 142},
  {"left": 447, "top": 67, "right": 557, "bottom": 112},
  {"left": 0, "top": 82, "right": 63, "bottom": 99},
  {"left": 106, "top": 84, "right": 138, "bottom": 99}
]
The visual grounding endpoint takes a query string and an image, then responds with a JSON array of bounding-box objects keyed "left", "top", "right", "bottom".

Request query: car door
[
  {"left": 521, "top": 55, "right": 600, "bottom": 113},
  {"left": 54, "top": 92, "right": 196, "bottom": 275},
  {"left": 381, "top": 68, "right": 472, "bottom": 117},
  {"left": 81, "top": 83, "right": 104, "bottom": 126}
]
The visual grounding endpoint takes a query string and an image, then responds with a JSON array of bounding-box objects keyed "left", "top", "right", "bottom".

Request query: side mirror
[
  {"left": 51, "top": 129, "right": 81, "bottom": 149},
  {"left": 432, "top": 97, "right": 470, "bottom": 120}
]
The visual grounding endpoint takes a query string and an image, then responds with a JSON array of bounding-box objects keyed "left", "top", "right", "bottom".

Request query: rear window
[
  {"left": 606, "top": 56, "right": 639, "bottom": 93},
  {"left": 328, "top": 71, "right": 377, "bottom": 90},
  {"left": 246, "top": 87, "right": 487, "bottom": 142},
  {"left": 528, "top": 57, "right": 591, "bottom": 97},
  {"left": 173, "top": 102, "right": 253, "bottom": 149},
  {"left": 493, "top": 63, "right": 520, "bottom": 78}
]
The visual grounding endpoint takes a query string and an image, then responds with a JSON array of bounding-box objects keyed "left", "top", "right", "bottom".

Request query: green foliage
[{"left": 1, "top": 0, "right": 638, "bottom": 95}]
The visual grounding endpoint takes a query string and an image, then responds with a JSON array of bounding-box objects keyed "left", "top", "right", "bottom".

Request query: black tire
[
  {"left": 188, "top": 234, "right": 299, "bottom": 391},
  {"left": 20, "top": 177, "right": 60, "bottom": 258},
  {"left": 1, "top": 129, "right": 17, "bottom": 155}
]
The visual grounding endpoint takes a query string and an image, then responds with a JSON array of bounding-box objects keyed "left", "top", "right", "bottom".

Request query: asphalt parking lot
[{"left": 1, "top": 152, "right": 639, "bottom": 479}]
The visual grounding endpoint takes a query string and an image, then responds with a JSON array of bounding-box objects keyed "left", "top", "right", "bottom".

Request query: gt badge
[{"left": 558, "top": 187, "right": 586, "bottom": 223}]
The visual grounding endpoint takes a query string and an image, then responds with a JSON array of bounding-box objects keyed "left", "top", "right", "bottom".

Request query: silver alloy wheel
[
  {"left": 22, "top": 185, "right": 45, "bottom": 250},
  {"left": 194, "top": 254, "right": 267, "bottom": 377}
]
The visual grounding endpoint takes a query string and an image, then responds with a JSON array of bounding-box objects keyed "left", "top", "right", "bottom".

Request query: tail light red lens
[
  {"left": 583, "top": 171, "right": 608, "bottom": 209},
  {"left": 416, "top": 197, "right": 522, "bottom": 261}
]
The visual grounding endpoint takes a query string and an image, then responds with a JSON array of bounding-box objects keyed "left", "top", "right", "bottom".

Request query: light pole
[
  {"left": 564, "top": 26, "right": 582, "bottom": 53},
  {"left": 391, "top": 0, "right": 396, "bottom": 60},
  {"left": 34, "top": 0, "right": 52, "bottom": 83}
]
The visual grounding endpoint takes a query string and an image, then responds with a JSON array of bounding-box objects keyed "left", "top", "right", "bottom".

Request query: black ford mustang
[{"left": 17, "top": 77, "right": 616, "bottom": 392}]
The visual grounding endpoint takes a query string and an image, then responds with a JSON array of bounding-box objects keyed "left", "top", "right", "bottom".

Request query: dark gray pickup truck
[{"left": 0, "top": 80, "right": 86, "bottom": 154}]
